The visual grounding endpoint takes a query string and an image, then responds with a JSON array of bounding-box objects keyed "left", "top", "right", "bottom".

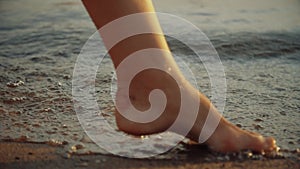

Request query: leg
[{"left": 82, "top": 0, "right": 277, "bottom": 152}]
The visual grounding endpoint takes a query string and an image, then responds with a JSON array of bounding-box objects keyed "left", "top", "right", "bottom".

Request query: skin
[{"left": 82, "top": 0, "right": 277, "bottom": 153}]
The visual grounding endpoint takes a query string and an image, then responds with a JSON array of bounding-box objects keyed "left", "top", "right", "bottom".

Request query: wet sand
[
  {"left": 1, "top": 36, "right": 299, "bottom": 167},
  {"left": 0, "top": 142, "right": 299, "bottom": 169},
  {"left": 1, "top": 0, "right": 300, "bottom": 168}
]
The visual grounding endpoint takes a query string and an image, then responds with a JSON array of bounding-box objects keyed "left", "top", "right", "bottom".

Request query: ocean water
[{"left": 0, "top": 0, "right": 299, "bottom": 160}]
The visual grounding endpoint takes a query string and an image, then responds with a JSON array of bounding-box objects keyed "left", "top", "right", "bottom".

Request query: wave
[
  {"left": 211, "top": 32, "right": 300, "bottom": 60},
  {"left": 166, "top": 31, "right": 300, "bottom": 61}
]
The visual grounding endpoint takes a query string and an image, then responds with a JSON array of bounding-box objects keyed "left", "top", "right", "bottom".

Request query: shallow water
[{"left": 0, "top": 0, "right": 299, "bottom": 160}]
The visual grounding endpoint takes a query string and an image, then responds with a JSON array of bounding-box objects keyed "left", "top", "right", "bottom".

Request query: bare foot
[
  {"left": 114, "top": 68, "right": 277, "bottom": 153},
  {"left": 205, "top": 118, "right": 277, "bottom": 153},
  {"left": 81, "top": 0, "right": 277, "bottom": 155}
]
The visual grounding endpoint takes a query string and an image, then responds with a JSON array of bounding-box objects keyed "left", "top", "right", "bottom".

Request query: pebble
[
  {"left": 71, "top": 144, "right": 85, "bottom": 152},
  {"left": 43, "top": 108, "right": 52, "bottom": 112},
  {"left": 251, "top": 154, "right": 263, "bottom": 160},
  {"left": 12, "top": 97, "right": 27, "bottom": 101},
  {"left": 247, "top": 152, "right": 253, "bottom": 158},
  {"left": 6, "top": 80, "right": 24, "bottom": 88},
  {"left": 4, "top": 97, "right": 27, "bottom": 104},
  {"left": 47, "top": 139, "right": 63, "bottom": 146},
  {"left": 140, "top": 135, "right": 149, "bottom": 139}
]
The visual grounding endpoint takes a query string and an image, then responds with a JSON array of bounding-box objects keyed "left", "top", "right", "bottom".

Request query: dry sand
[{"left": 0, "top": 142, "right": 299, "bottom": 169}]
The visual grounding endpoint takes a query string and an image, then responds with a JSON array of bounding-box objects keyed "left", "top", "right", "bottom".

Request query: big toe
[
  {"left": 250, "top": 135, "right": 277, "bottom": 153},
  {"left": 263, "top": 137, "right": 277, "bottom": 152}
]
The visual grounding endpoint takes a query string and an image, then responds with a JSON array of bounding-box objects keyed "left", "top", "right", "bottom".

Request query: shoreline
[{"left": 0, "top": 142, "right": 298, "bottom": 169}]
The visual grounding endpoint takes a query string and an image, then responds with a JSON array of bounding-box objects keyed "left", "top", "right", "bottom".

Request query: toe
[{"left": 263, "top": 137, "right": 277, "bottom": 152}]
